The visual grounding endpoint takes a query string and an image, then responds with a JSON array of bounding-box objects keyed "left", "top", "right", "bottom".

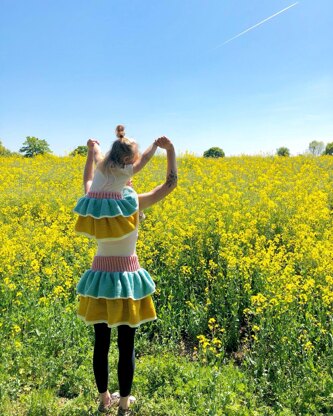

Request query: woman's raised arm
[{"left": 138, "top": 137, "right": 178, "bottom": 210}]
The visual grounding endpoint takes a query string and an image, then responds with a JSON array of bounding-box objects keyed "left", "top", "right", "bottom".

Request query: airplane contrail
[{"left": 213, "top": 2, "right": 299, "bottom": 49}]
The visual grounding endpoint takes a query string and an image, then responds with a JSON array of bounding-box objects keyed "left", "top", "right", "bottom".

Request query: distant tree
[
  {"left": 308, "top": 140, "right": 325, "bottom": 155},
  {"left": 203, "top": 147, "right": 225, "bottom": 158},
  {"left": 0, "top": 140, "right": 12, "bottom": 156},
  {"left": 324, "top": 142, "right": 333, "bottom": 155},
  {"left": 276, "top": 147, "right": 290, "bottom": 157},
  {"left": 19, "top": 136, "right": 52, "bottom": 157},
  {"left": 70, "top": 145, "right": 88, "bottom": 156}
]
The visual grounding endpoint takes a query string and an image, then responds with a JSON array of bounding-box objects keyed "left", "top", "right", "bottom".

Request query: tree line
[
  {"left": 203, "top": 141, "right": 332, "bottom": 157},
  {"left": 1, "top": 136, "right": 333, "bottom": 157}
]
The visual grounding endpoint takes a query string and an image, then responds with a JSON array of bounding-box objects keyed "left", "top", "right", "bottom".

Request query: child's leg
[
  {"left": 125, "top": 179, "right": 145, "bottom": 221},
  {"left": 117, "top": 325, "right": 137, "bottom": 408},
  {"left": 93, "top": 323, "right": 111, "bottom": 395}
]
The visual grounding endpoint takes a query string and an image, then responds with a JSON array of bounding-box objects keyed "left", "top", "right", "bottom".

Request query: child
[
  {"left": 73, "top": 125, "right": 158, "bottom": 238},
  {"left": 89, "top": 124, "right": 157, "bottom": 195}
]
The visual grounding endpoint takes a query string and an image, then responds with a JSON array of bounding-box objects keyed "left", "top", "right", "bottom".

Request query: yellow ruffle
[
  {"left": 77, "top": 294, "right": 157, "bottom": 328},
  {"left": 74, "top": 211, "right": 139, "bottom": 240}
]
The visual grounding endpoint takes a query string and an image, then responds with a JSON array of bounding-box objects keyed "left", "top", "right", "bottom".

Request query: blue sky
[{"left": 1, "top": 0, "right": 332, "bottom": 156}]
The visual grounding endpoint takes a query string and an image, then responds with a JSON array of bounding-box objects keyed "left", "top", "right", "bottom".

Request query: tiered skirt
[
  {"left": 76, "top": 254, "right": 157, "bottom": 328},
  {"left": 73, "top": 188, "right": 139, "bottom": 241}
]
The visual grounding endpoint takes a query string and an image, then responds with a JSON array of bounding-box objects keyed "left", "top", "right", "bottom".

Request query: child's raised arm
[
  {"left": 91, "top": 142, "right": 104, "bottom": 165},
  {"left": 84, "top": 139, "right": 102, "bottom": 193},
  {"left": 133, "top": 140, "right": 158, "bottom": 174}
]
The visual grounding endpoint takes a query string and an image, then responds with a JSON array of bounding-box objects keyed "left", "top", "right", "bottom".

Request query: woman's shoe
[
  {"left": 111, "top": 391, "right": 136, "bottom": 404},
  {"left": 97, "top": 392, "right": 119, "bottom": 413},
  {"left": 98, "top": 392, "right": 136, "bottom": 413},
  {"left": 117, "top": 406, "right": 132, "bottom": 416}
]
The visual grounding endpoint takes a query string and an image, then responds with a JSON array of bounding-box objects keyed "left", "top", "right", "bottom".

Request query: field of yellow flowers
[{"left": 0, "top": 153, "right": 332, "bottom": 415}]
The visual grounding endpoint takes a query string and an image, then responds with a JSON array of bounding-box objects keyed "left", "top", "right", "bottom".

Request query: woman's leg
[
  {"left": 93, "top": 323, "right": 111, "bottom": 398},
  {"left": 117, "top": 324, "right": 137, "bottom": 409}
]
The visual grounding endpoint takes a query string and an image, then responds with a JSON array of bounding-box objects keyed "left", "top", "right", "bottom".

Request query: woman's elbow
[
  {"left": 164, "top": 179, "right": 177, "bottom": 196},
  {"left": 165, "top": 170, "right": 178, "bottom": 191},
  {"left": 170, "top": 178, "right": 178, "bottom": 191}
]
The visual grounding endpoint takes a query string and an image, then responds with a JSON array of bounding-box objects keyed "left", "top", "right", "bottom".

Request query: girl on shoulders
[{"left": 87, "top": 125, "right": 158, "bottom": 195}]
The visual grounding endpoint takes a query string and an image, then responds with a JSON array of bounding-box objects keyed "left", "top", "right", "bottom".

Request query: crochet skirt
[{"left": 76, "top": 254, "right": 157, "bottom": 328}]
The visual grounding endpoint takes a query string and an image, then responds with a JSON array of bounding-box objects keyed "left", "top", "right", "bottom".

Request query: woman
[{"left": 73, "top": 136, "right": 177, "bottom": 415}]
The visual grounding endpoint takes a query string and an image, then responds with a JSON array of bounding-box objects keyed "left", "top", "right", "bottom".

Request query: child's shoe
[{"left": 139, "top": 211, "right": 146, "bottom": 222}]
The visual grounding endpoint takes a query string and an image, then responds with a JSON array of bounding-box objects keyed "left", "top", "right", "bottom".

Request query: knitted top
[{"left": 89, "top": 164, "right": 133, "bottom": 193}]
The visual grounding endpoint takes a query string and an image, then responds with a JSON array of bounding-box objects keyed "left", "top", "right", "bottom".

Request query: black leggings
[{"left": 93, "top": 323, "right": 137, "bottom": 397}]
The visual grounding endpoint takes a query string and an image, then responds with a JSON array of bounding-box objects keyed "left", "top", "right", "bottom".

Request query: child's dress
[{"left": 73, "top": 165, "right": 157, "bottom": 328}]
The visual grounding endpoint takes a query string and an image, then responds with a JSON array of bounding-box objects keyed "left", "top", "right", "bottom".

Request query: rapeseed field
[{"left": 0, "top": 153, "right": 332, "bottom": 415}]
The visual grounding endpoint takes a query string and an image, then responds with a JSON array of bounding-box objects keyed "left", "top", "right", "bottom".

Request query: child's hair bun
[
  {"left": 115, "top": 124, "right": 126, "bottom": 139},
  {"left": 100, "top": 128, "right": 137, "bottom": 173}
]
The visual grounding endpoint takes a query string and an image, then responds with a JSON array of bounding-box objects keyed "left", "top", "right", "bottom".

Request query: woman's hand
[
  {"left": 138, "top": 137, "right": 177, "bottom": 210},
  {"left": 87, "top": 138, "right": 100, "bottom": 151},
  {"left": 156, "top": 136, "right": 173, "bottom": 150}
]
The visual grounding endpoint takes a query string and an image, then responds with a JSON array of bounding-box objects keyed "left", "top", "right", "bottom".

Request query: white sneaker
[{"left": 111, "top": 391, "right": 136, "bottom": 403}]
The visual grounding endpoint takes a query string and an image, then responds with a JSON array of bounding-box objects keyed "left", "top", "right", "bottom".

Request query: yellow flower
[
  {"left": 53, "top": 286, "right": 65, "bottom": 296},
  {"left": 12, "top": 324, "right": 21, "bottom": 334},
  {"left": 15, "top": 341, "right": 23, "bottom": 349},
  {"left": 38, "top": 297, "right": 49, "bottom": 305},
  {"left": 303, "top": 341, "right": 314, "bottom": 352}
]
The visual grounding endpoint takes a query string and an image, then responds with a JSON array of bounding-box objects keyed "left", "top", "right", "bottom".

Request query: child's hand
[
  {"left": 87, "top": 138, "right": 100, "bottom": 151},
  {"left": 156, "top": 136, "right": 173, "bottom": 150}
]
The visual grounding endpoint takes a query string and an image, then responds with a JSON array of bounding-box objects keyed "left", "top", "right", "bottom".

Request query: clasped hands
[
  {"left": 87, "top": 136, "right": 172, "bottom": 151},
  {"left": 154, "top": 136, "right": 173, "bottom": 150}
]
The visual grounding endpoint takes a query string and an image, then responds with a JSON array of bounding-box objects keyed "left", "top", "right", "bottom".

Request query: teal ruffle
[
  {"left": 73, "top": 186, "right": 138, "bottom": 218},
  {"left": 76, "top": 268, "right": 156, "bottom": 300}
]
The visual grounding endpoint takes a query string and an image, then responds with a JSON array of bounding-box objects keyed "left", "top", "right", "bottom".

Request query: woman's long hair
[{"left": 99, "top": 125, "right": 137, "bottom": 174}]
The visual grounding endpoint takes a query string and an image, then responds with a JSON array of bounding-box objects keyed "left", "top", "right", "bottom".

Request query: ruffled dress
[{"left": 73, "top": 165, "right": 157, "bottom": 328}]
